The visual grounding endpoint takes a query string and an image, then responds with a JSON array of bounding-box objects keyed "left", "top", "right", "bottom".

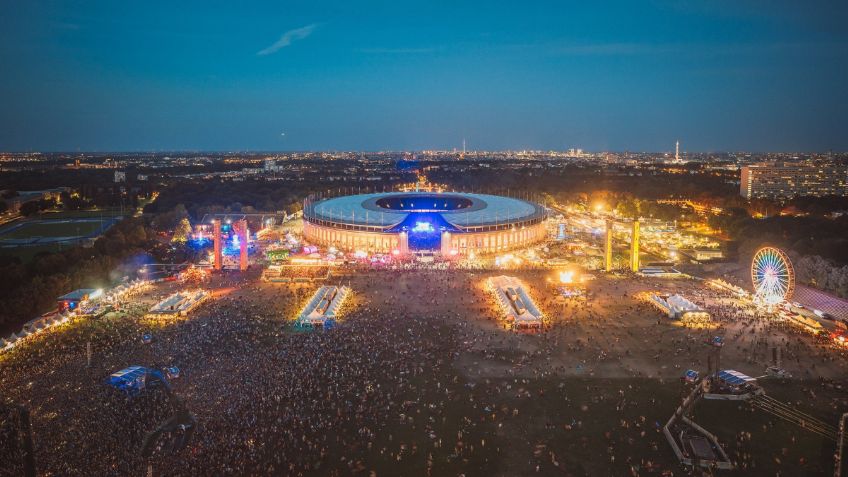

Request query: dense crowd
[
  {"left": 0, "top": 269, "right": 845, "bottom": 476},
  {"left": 0, "top": 274, "right": 503, "bottom": 475},
  {"left": 0, "top": 402, "right": 28, "bottom": 476}
]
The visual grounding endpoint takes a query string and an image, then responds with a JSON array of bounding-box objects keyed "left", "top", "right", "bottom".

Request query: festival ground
[{"left": 1, "top": 269, "right": 846, "bottom": 475}]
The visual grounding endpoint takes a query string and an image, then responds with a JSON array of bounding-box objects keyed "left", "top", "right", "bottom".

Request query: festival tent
[
  {"left": 684, "top": 369, "right": 700, "bottom": 382},
  {"left": 108, "top": 366, "right": 148, "bottom": 396},
  {"left": 716, "top": 370, "right": 756, "bottom": 386}
]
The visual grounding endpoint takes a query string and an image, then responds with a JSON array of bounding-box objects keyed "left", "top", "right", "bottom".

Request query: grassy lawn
[
  {"left": 0, "top": 210, "right": 124, "bottom": 262},
  {"left": 0, "top": 220, "right": 106, "bottom": 239}
]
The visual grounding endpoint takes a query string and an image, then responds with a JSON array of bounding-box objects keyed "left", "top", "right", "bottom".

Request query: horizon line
[{"left": 1, "top": 149, "right": 845, "bottom": 156}]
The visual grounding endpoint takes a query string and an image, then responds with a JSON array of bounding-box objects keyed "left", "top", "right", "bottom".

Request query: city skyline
[{"left": 1, "top": 1, "right": 847, "bottom": 152}]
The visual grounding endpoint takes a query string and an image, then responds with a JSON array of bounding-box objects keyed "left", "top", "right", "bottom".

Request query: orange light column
[
  {"left": 212, "top": 219, "right": 222, "bottom": 271},
  {"left": 238, "top": 219, "right": 248, "bottom": 271}
]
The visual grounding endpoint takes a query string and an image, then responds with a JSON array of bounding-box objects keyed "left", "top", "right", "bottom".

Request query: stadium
[{"left": 303, "top": 192, "right": 547, "bottom": 255}]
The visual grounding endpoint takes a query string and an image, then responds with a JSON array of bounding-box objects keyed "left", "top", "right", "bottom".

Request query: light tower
[
  {"left": 630, "top": 220, "right": 640, "bottom": 273},
  {"left": 460, "top": 138, "right": 466, "bottom": 160},
  {"left": 212, "top": 219, "right": 222, "bottom": 271},
  {"left": 604, "top": 219, "right": 613, "bottom": 272},
  {"left": 675, "top": 140, "right": 679, "bottom": 163},
  {"left": 237, "top": 219, "right": 248, "bottom": 271}
]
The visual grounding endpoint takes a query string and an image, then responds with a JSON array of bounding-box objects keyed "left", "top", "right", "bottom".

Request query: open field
[
  {"left": 1, "top": 269, "right": 845, "bottom": 475},
  {"left": 0, "top": 219, "right": 105, "bottom": 239},
  {"left": 0, "top": 214, "right": 121, "bottom": 246}
]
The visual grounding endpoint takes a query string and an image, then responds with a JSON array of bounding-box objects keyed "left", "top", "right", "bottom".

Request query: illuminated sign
[{"left": 412, "top": 221, "right": 435, "bottom": 233}]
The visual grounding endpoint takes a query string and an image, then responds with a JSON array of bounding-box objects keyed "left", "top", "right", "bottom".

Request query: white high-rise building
[{"left": 740, "top": 162, "right": 848, "bottom": 199}]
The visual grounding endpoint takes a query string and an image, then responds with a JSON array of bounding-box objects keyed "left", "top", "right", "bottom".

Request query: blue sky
[{"left": 1, "top": 1, "right": 846, "bottom": 152}]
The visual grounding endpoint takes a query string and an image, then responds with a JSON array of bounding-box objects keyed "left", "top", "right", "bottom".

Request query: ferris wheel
[{"left": 751, "top": 247, "right": 795, "bottom": 305}]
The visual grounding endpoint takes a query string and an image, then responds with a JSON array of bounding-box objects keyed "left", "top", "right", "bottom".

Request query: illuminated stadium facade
[{"left": 303, "top": 192, "right": 547, "bottom": 255}]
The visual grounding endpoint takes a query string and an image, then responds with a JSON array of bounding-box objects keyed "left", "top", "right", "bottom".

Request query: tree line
[{"left": 0, "top": 217, "right": 156, "bottom": 334}]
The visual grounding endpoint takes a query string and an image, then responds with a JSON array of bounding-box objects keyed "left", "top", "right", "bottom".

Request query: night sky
[{"left": 1, "top": 1, "right": 846, "bottom": 152}]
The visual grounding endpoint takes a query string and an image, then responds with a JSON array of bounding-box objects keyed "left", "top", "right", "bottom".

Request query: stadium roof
[{"left": 308, "top": 192, "right": 544, "bottom": 229}]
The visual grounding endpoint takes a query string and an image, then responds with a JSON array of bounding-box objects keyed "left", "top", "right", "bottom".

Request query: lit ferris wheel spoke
[{"left": 751, "top": 247, "right": 794, "bottom": 305}]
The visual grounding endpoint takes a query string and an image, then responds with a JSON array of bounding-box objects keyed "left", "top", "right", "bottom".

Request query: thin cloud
[{"left": 257, "top": 23, "right": 318, "bottom": 56}]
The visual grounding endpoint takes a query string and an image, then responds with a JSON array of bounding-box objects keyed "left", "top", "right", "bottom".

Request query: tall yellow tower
[
  {"left": 630, "top": 220, "right": 640, "bottom": 273},
  {"left": 604, "top": 219, "right": 613, "bottom": 272}
]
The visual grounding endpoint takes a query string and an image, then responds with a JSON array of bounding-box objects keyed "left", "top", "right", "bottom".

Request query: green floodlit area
[{"left": 1, "top": 218, "right": 109, "bottom": 240}]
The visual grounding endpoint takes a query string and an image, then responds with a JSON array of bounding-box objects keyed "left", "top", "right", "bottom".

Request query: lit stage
[
  {"left": 488, "top": 276, "right": 544, "bottom": 331},
  {"left": 296, "top": 286, "right": 350, "bottom": 328},
  {"left": 147, "top": 290, "right": 209, "bottom": 318}
]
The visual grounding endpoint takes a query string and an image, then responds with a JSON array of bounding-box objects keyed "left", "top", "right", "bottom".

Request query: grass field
[
  {"left": 0, "top": 219, "right": 106, "bottom": 239},
  {"left": 0, "top": 211, "right": 123, "bottom": 262}
]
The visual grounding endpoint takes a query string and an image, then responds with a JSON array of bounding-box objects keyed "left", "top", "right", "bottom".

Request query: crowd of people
[{"left": 0, "top": 268, "right": 845, "bottom": 476}]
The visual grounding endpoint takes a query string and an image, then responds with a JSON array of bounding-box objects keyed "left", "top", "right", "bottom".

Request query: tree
[
  {"left": 127, "top": 225, "right": 148, "bottom": 244},
  {"left": 19, "top": 201, "right": 41, "bottom": 216},
  {"left": 172, "top": 218, "right": 192, "bottom": 244}
]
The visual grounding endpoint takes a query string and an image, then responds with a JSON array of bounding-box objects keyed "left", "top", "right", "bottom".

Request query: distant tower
[
  {"left": 460, "top": 138, "right": 466, "bottom": 160},
  {"left": 675, "top": 140, "right": 680, "bottom": 163}
]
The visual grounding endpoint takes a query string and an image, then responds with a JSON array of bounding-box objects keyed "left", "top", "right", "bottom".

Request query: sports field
[
  {"left": 0, "top": 216, "right": 121, "bottom": 245},
  {"left": 1, "top": 220, "right": 102, "bottom": 239}
]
